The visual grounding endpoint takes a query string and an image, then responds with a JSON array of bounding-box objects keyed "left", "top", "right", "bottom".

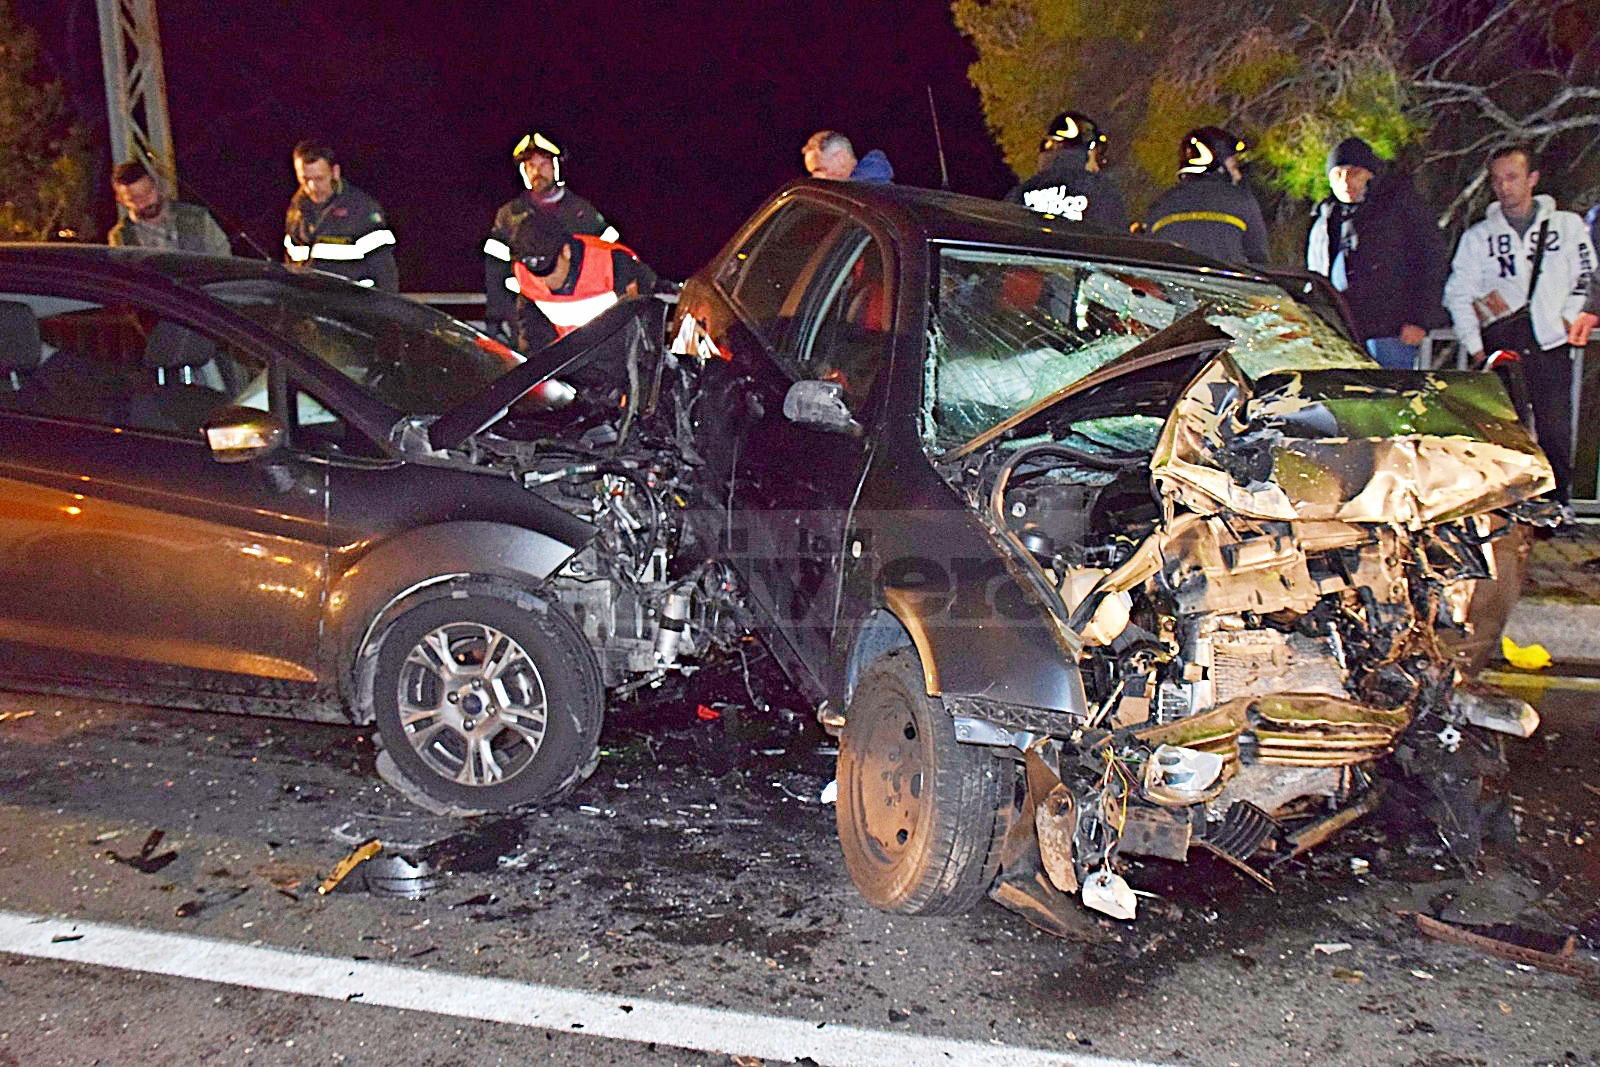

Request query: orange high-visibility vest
[{"left": 512, "top": 235, "right": 636, "bottom": 338}]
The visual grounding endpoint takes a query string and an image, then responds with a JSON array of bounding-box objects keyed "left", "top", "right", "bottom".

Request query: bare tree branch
[
  {"left": 1436, "top": 169, "right": 1486, "bottom": 229},
  {"left": 1419, "top": 1, "right": 1515, "bottom": 78}
]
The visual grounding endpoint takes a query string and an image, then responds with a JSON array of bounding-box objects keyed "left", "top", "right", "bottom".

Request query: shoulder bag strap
[{"left": 1525, "top": 219, "right": 1551, "bottom": 303}]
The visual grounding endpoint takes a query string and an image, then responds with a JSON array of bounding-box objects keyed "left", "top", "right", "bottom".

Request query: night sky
[{"left": 19, "top": 0, "right": 1015, "bottom": 291}]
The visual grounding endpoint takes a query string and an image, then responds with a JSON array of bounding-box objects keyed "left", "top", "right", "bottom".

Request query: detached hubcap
[{"left": 397, "top": 622, "right": 547, "bottom": 787}]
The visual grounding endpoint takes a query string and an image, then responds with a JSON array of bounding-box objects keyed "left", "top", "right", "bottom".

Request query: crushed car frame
[{"left": 667, "top": 182, "right": 1550, "bottom": 932}]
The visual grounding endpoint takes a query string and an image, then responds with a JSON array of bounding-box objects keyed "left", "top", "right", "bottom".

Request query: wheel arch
[
  {"left": 330, "top": 520, "right": 589, "bottom": 721},
  {"left": 841, "top": 606, "right": 922, "bottom": 708}
]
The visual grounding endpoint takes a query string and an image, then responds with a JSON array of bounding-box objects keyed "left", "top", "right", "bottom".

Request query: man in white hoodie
[{"left": 1444, "top": 144, "right": 1595, "bottom": 508}]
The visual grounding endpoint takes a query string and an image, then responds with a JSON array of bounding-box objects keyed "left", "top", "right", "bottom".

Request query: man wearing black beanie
[{"left": 1306, "top": 137, "right": 1447, "bottom": 369}]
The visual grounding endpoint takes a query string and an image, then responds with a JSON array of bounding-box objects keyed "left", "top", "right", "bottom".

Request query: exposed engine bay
[
  {"left": 445, "top": 340, "right": 745, "bottom": 703},
  {"left": 954, "top": 351, "right": 1552, "bottom": 930}
]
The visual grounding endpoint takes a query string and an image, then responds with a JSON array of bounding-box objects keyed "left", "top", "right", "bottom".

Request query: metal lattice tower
[{"left": 97, "top": 0, "right": 176, "bottom": 194}]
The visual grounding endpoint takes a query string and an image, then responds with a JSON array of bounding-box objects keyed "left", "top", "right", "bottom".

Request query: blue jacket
[{"left": 850, "top": 150, "right": 894, "bottom": 183}]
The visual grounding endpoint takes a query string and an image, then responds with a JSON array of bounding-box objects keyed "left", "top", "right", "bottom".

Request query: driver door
[{"left": 0, "top": 286, "right": 331, "bottom": 697}]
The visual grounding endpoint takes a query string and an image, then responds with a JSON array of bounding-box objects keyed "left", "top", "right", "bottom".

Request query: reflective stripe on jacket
[{"left": 284, "top": 181, "right": 398, "bottom": 291}]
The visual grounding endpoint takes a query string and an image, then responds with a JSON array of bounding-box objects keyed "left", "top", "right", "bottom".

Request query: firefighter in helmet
[
  {"left": 1142, "top": 127, "right": 1269, "bottom": 266},
  {"left": 1004, "top": 111, "right": 1129, "bottom": 234},
  {"left": 483, "top": 131, "right": 618, "bottom": 343}
]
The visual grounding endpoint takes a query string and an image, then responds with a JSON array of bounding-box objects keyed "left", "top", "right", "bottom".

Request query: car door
[
  {"left": 0, "top": 282, "right": 332, "bottom": 699},
  {"left": 686, "top": 199, "right": 896, "bottom": 691}
]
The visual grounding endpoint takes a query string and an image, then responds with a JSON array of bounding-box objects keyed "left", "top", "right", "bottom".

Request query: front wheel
[
  {"left": 835, "top": 650, "right": 1007, "bottom": 915},
  {"left": 370, "top": 591, "right": 602, "bottom": 812}
]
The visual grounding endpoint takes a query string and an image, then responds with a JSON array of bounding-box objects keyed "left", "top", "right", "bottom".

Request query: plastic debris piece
[
  {"left": 106, "top": 829, "right": 177, "bottom": 875},
  {"left": 819, "top": 780, "right": 837, "bottom": 804},
  {"left": 1313, "top": 942, "right": 1353, "bottom": 955},
  {"left": 0, "top": 709, "right": 37, "bottom": 722},
  {"left": 317, "top": 839, "right": 381, "bottom": 895},
  {"left": 1410, "top": 969, "right": 1434, "bottom": 980},
  {"left": 1501, "top": 636, "right": 1552, "bottom": 671},
  {"left": 695, "top": 703, "right": 721, "bottom": 721},
  {"left": 1081, "top": 869, "right": 1137, "bottom": 921},
  {"left": 1349, "top": 857, "right": 1370, "bottom": 874},
  {"left": 1330, "top": 967, "right": 1364, "bottom": 982},
  {"left": 1451, "top": 688, "right": 1540, "bottom": 738}
]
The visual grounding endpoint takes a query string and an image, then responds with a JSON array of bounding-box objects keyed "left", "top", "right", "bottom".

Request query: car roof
[
  {"left": 0, "top": 243, "right": 351, "bottom": 292},
  {"left": 775, "top": 180, "right": 1264, "bottom": 277}
]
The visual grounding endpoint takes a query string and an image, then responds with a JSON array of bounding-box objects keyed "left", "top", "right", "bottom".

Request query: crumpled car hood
[
  {"left": 1151, "top": 353, "right": 1554, "bottom": 528},
  {"left": 424, "top": 296, "right": 665, "bottom": 451}
]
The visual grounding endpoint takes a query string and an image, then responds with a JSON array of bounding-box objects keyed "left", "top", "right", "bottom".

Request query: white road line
[{"left": 0, "top": 910, "right": 1165, "bottom": 1067}]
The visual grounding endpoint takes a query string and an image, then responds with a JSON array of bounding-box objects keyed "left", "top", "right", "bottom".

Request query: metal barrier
[{"left": 404, "top": 292, "right": 486, "bottom": 332}]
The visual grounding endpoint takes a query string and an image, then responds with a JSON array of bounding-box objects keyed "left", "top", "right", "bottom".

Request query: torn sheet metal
[
  {"left": 1413, "top": 913, "right": 1600, "bottom": 979},
  {"left": 1152, "top": 356, "right": 1553, "bottom": 529}
]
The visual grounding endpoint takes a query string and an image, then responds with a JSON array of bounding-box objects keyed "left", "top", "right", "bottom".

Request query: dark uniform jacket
[
  {"left": 1005, "top": 149, "right": 1129, "bottom": 235},
  {"left": 284, "top": 181, "right": 398, "bottom": 292},
  {"left": 1143, "top": 175, "right": 1269, "bottom": 266},
  {"left": 1307, "top": 168, "right": 1447, "bottom": 341},
  {"left": 484, "top": 188, "right": 612, "bottom": 336},
  {"left": 512, "top": 235, "right": 656, "bottom": 353},
  {"left": 109, "top": 201, "right": 231, "bottom": 256}
]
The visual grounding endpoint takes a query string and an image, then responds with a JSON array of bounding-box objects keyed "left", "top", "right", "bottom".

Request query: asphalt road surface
[{"left": 0, "top": 662, "right": 1596, "bottom": 1066}]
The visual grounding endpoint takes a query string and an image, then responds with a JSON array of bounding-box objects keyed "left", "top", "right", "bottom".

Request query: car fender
[
  {"left": 328, "top": 520, "right": 592, "bottom": 716},
  {"left": 877, "top": 585, "right": 1089, "bottom": 716}
]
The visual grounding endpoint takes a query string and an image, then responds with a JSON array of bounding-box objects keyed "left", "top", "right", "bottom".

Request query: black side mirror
[
  {"left": 783, "top": 379, "right": 862, "bottom": 437},
  {"left": 202, "top": 405, "right": 285, "bottom": 463}
]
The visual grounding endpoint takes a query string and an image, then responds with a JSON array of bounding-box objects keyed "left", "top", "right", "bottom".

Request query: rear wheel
[
  {"left": 370, "top": 591, "right": 602, "bottom": 812},
  {"left": 835, "top": 650, "right": 1006, "bottom": 915}
]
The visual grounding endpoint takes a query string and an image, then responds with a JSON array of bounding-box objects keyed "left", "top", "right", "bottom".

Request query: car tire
[
  {"left": 835, "top": 649, "right": 1006, "bottom": 915},
  {"left": 370, "top": 589, "right": 602, "bottom": 812}
]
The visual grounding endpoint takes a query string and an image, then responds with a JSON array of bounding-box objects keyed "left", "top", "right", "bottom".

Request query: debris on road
[
  {"left": 1501, "top": 636, "right": 1553, "bottom": 670},
  {"left": 1313, "top": 942, "right": 1353, "bottom": 955},
  {"left": 1413, "top": 913, "right": 1600, "bottom": 979},
  {"left": 105, "top": 830, "right": 177, "bottom": 875},
  {"left": 364, "top": 854, "right": 439, "bottom": 900},
  {"left": 317, "top": 839, "right": 381, "bottom": 895},
  {"left": 0, "top": 709, "right": 37, "bottom": 723}
]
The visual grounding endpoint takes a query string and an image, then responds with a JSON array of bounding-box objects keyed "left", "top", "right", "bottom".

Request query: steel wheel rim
[
  {"left": 854, "top": 701, "right": 927, "bottom": 866},
  {"left": 395, "top": 621, "right": 549, "bottom": 787}
]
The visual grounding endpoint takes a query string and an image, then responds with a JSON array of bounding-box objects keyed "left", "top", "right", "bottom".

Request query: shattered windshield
[
  {"left": 926, "top": 248, "right": 1373, "bottom": 448},
  {"left": 206, "top": 278, "right": 522, "bottom": 415}
]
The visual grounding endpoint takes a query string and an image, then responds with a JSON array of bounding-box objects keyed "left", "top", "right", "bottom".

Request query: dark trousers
[{"left": 1524, "top": 344, "right": 1574, "bottom": 503}]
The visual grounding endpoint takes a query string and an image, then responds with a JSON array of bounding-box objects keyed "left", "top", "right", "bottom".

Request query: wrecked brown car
[{"left": 670, "top": 182, "right": 1554, "bottom": 932}]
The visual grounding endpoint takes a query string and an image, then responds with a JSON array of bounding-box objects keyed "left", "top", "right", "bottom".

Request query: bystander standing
[
  {"left": 801, "top": 131, "right": 893, "bottom": 183},
  {"left": 107, "top": 162, "right": 230, "bottom": 255},
  {"left": 1306, "top": 138, "right": 1447, "bottom": 369},
  {"left": 1444, "top": 144, "right": 1595, "bottom": 513}
]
